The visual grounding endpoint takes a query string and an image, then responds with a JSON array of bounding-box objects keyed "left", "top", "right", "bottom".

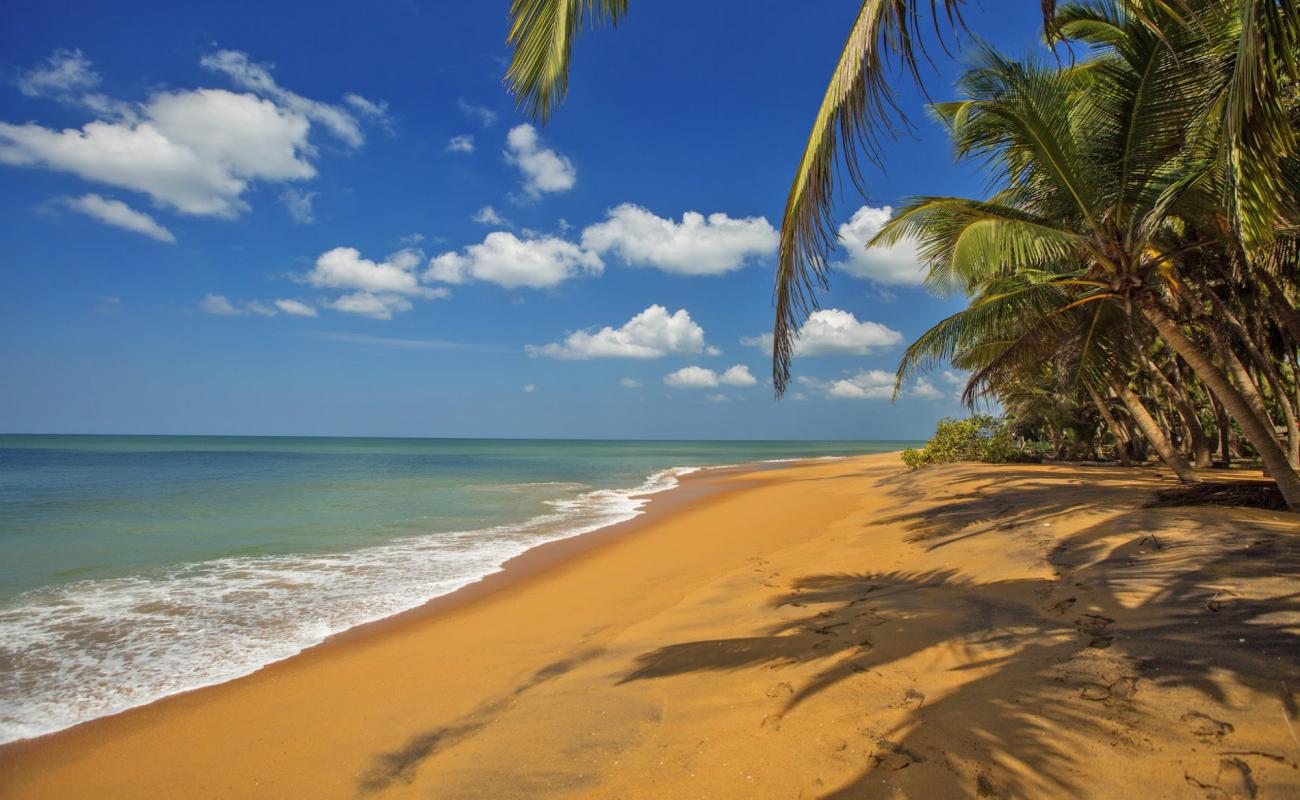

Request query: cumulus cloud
[
  {"left": 742, "top": 309, "right": 902, "bottom": 357},
  {"left": 300, "top": 246, "right": 448, "bottom": 319},
  {"left": 620, "top": 378, "right": 642, "bottom": 388},
  {"left": 458, "top": 99, "right": 498, "bottom": 127},
  {"left": 60, "top": 193, "right": 175, "bottom": 242},
  {"left": 1, "top": 49, "right": 384, "bottom": 224},
  {"left": 200, "top": 50, "right": 382, "bottom": 148},
  {"left": 199, "top": 293, "right": 241, "bottom": 316},
  {"left": 833, "top": 205, "right": 924, "bottom": 286},
  {"left": 504, "top": 124, "right": 576, "bottom": 198},
  {"left": 280, "top": 188, "right": 317, "bottom": 223},
  {"left": 580, "top": 203, "right": 777, "bottom": 276},
  {"left": 274, "top": 298, "right": 317, "bottom": 317},
  {"left": 472, "top": 205, "right": 509, "bottom": 226},
  {"left": 304, "top": 246, "right": 436, "bottom": 296},
  {"left": 15, "top": 48, "right": 99, "bottom": 98},
  {"left": 911, "top": 378, "right": 942, "bottom": 399},
  {"left": 664, "top": 364, "right": 756, "bottom": 389},
  {"left": 527, "top": 305, "right": 713, "bottom": 359},
  {"left": 446, "top": 134, "right": 474, "bottom": 153},
  {"left": 941, "top": 370, "right": 966, "bottom": 385},
  {"left": 427, "top": 232, "right": 601, "bottom": 289},
  {"left": 798, "top": 370, "right": 938, "bottom": 401},
  {"left": 523, "top": 384, "right": 537, "bottom": 393},
  {"left": 324, "top": 292, "right": 416, "bottom": 320},
  {"left": 706, "top": 393, "right": 732, "bottom": 403},
  {"left": 719, "top": 364, "right": 758, "bottom": 386}
]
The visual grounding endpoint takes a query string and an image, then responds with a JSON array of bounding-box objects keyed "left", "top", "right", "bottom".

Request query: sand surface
[{"left": 2, "top": 453, "right": 1298, "bottom": 798}]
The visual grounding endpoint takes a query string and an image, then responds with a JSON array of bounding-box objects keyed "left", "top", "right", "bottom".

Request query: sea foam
[{"left": 0, "top": 466, "right": 697, "bottom": 744}]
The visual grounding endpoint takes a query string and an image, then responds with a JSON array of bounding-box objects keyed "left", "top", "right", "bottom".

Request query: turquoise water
[{"left": 0, "top": 435, "right": 911, "bottom": 743}]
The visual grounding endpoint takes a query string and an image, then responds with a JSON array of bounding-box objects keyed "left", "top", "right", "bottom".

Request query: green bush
[{"left": 901, "top": 415, "right": 1017, "bottom": 470}]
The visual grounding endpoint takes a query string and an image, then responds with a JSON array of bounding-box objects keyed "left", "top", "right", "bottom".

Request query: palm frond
[{"left": 505, "top": 0, "right": 628, "bottom": 123}]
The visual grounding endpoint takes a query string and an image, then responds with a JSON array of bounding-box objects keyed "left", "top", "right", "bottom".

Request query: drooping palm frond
[
  {"left": 773, "top": 0, "right": 970, "bottom": 395},
  {"left": 505, "top": 0, "right": 628, "bottom": 123},
  {"left": 1220, "top": 0, "right": 1300, "bottom": 252},
  {"left": 871, "top": 195, "right": 1090, "bottom": 293}
]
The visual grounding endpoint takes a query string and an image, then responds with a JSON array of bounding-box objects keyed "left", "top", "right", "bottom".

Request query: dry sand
[{"left": 2, "top": 453, "right": 1298, "bottom": 798}]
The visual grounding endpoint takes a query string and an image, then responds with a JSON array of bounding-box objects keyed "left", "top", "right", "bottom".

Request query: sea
[{"left": 0, "top": 435, "right": 912, "bottom": 744}]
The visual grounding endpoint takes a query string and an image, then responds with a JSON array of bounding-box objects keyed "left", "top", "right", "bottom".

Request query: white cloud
[
  {"left": 200, "top": 50, "right": 379, "bottom": 148},
  {"left": 199, "top": 293, "right": 241, "bottom": 316},
  {"left": 427, "top": 232, "right": 601, "bottom": 289},
  {"left": 941, "top": 370, "right": 966, "bottom": 385},
  {"left": 742, "top": 309, "right": 902, "bottom": 357},
  {"left": 911, "top": 378, "right": 942, "bottom": 399},
  {"left": 458, "top": 100, "right": 498, "bottom": 127},
  {"left": 523, "top": 384, "right": 537, "bottom": 393},
  {"left": 398, "top": 232, "right": 425, "bottom": 246},
  {"left": 833, "top": 205, "right": 924, "bottom": 286},
  {"left": 274, "top": 298, "right": 317, "bottom": 317},
  {"left": 472, "top": 205, "right": 509, "bottom": 226},
  {"left": 664, "top": 364, "right": 756, "bottom": 389},
  {"left": 620, "top": 377, "right": 642, "bottom": 388},
  {"left": 280, "top": 188, "right": 317, "bottom": 223},
  {"left": 2, "top": 50, "right": 382, "bottom": 223},
  {"left": 0, "top": 89, "right": 312, "bottom": 218},
  {"left": 304, "top": 246, "right": 439, "bottom": 297},
  {"left": 446, "top": 135, "right": 475, "bottom": 153},
  {"left": 706, "top": 393, "right": 732, "bottom": 403},
  {"left": 199, "top": 294, "right": 312, "bottom": 318},
  {"left": 665, "top": 366, "right": 721, "bottom": 388},
  {"left": 798, "top": 370, "right": 904, "bottom": 400},
  {"left": 580, "top": 203, "right": 777, "bottom": 275},
  {"left": 527, "top": 305, "right": 711, "bottom": 359},
  {"left": 60, "top": 193, "right": 175, "bottom": 242},
  {"left": 15, "top": 48, "right": 99, "bottom": 97},
  {"left": 504, "top": 124, "right": 576, "bottom": 198},
  {"left": 719, "top": 364, "right": 758, "bottom": 387},
  {"left": 343, "top": 93, "right": 392, "bottom": 132},
  {"left": 325, "top": 292, "right": 416, "bottom": 320}
]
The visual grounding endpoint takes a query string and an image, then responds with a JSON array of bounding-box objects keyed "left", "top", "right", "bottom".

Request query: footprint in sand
[
  {"left": 888, "top": 688, "right": 926, "bottom": 709},
  {"left": 869, "top": 740, "right": 924, "bottom": 770},
  {"left": 1049, "top": 597, "right": 1077, "bottom": 614},
  {"left": 1181, "top": 711, "right": 1235, "bottom": 742}
]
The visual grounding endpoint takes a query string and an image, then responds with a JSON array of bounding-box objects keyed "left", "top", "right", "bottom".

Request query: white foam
[{"left": 0, "top": 466, "right": 698, "bottom": 744}]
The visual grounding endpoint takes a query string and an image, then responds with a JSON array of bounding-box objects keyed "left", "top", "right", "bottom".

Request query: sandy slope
[{"left": 2, "top": 454, "right": 1298, "bottom": 798}]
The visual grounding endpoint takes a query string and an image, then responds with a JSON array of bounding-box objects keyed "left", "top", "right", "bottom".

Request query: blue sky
[{"left": 0, "top": 2, "right": 1046, "bottom": 439}]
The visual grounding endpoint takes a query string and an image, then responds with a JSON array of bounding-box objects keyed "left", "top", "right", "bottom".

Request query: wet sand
[{"left": 2, "top": 453, "right": 1298, "bottom": 798}]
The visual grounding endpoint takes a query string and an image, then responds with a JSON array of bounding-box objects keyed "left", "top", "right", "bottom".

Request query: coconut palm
[{"left": 874, "top": 1, "right": 1300, "bottom": 506}]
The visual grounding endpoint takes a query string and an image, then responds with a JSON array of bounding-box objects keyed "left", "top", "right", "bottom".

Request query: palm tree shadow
[{"left": 618, "top": 474, "right": 1300, "bottom": 798}]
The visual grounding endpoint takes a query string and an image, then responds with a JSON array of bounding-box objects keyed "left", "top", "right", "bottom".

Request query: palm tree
[{"left": 874, "top": 2, "right": 1300, "bottom": 506}]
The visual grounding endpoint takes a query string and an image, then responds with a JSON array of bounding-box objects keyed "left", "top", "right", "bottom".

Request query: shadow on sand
[{"left": 619, "top": 469, "right": 1300, "bottom": 798}]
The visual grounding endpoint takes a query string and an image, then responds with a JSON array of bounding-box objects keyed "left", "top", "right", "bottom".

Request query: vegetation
[
  {"left": 504, "top": 0, "right": 1300, "bottom": 510},
  {"left": 900, "top": 415, "right": 1016, "bottom": 469}
]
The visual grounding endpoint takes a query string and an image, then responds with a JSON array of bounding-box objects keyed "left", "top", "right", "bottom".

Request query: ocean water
[{"left": 0, "top": 435, "right": 911, "bottom": 743}]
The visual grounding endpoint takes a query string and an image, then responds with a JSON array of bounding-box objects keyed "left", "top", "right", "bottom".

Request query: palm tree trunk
[
  {"left": 1086, "top": 384, "right": 1132, "bottom": 467},
  {"left": 1111, "top": 379, "right": 1198, "bottom": 483},
  {"left": 1141, "top": 299, "right": 1300, "bottom": 510},
  {"left": 1211, "top": 394, "right": 1232, "bottom": 467}
]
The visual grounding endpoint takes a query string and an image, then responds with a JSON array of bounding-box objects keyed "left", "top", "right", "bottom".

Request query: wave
[{"left": 0, "top": 466, "right": 700, "bottom": 745}]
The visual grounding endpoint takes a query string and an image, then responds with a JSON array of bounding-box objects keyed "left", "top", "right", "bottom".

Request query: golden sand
[{"left": 2, "top": 454, "right": 1298, "bottom": 798}]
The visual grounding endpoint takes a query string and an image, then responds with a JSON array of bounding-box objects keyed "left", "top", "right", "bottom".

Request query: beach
[{"left": 2, "top": 453, "right": 1297, "bottom": 798}]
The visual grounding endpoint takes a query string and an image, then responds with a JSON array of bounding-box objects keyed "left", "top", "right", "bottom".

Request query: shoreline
[
  {"left": 3, "top": 454, "right": 1296, "bottom": 798},
  {"left": 0, "top": 455, "right": 824, "bottom": 749}
]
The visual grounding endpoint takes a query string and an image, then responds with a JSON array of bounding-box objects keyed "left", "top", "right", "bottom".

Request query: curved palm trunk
[
  {"left": 1142, "top": 300, "right": 1300, "bottom": 510},
  {"left": 1087, "top": 384, "right": 1132, "bottom": 467},
  {"left": 1211, "top": 395, "right": 1233, "bottom": 467},
  {"left": 1111, "top": 379, "right": 1198, "bottom": 483}
]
